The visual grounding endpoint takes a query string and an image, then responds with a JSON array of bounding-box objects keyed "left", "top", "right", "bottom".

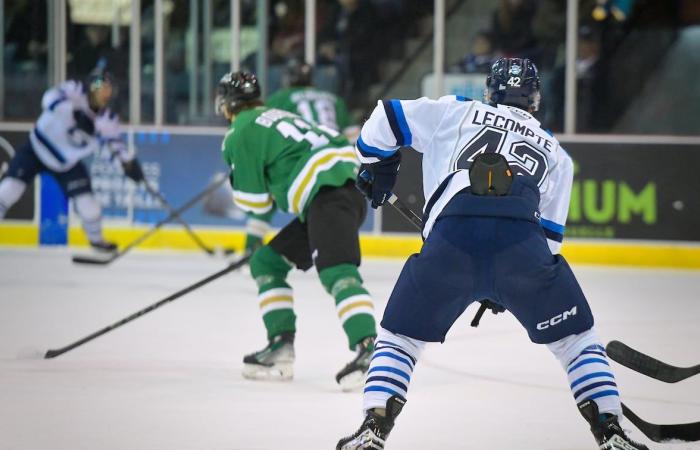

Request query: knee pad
[
  {"left": 73, "top": 193, "right": 102, "bottom": 222},
  {"left": 318, "top": 263, "right": 364, "bottom": 296},
  {"left": 249, "top": 245, "right": 293, "bottom": 287},
  {"left": 0, "top": 177, "right": 27, "bottom": 216}
]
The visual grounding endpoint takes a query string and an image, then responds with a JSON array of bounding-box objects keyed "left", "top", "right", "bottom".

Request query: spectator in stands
[
  {"left": 491, "top": 0, "right": 539, "bottom": 59},
  {"left": 450, "top": 31, "right": 498, "bottom": 74},
  {"left": 319, "top": 0, "right": 380, "bottom": 108}
]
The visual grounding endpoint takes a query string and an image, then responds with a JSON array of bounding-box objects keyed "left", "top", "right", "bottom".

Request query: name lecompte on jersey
[{"left": 471, "top": 108, "right": 556, "bottom": 152}]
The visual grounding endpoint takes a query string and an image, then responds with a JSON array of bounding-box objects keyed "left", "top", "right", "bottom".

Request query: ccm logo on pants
[{"left": 537, "top": 306, "right": 578, "bottom": 330}]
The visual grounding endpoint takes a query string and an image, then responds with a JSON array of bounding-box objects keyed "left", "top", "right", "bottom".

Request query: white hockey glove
[
  {"left": 95, "top": 109, "right": 122, "bottom": 141},
  {"left": 61, "top": 80, "right": 90, "bottom": 111}
]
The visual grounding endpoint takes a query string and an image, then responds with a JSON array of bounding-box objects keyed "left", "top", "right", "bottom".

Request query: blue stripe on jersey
[
  {"left": 368, "top": 365, "right": 411, "bottom": 382},
  {"left": 365, "top": 375, "right": 408, "bottom": 392},
  {"left": 382, "top": 100, "right": 405, "bottom": 146},
  {"left": 371, "top": 351, "right": 414, "bottom": 370},
  {"left": 455, "top": 95, "right": 471, "bottom": 101},
  {"left": 33, "top": 128, "right": 67, "bottom": 163},
  {"left": 48, "top": 96, "right": 67, "bottom": 111},
  {"left": 570, "top": 371, "right": 616, "bottom": 389},
  {"left": 573, "top": 380, "right": 618, "bottom": 400},
  {"left": 541, "top": 218, "right": 564, "bottom": 243},
  {"left": 389, "top": 99, "right": 412, "bottom": 146},
  {"left": 568, "top": 358, "right": 610, "bottom": 374},
  {"left": 364, "top": 385, "right": 401, "bottom": 397},
  {"left": 356, "top": 135, "right": 397, "bottom": 159}
]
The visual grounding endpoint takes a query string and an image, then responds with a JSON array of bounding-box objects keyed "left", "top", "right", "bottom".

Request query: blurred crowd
[{"left": 3, "top": 0, "right": 699, "bottom": 132}]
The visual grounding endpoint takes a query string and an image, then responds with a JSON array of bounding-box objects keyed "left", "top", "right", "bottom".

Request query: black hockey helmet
[
  {"left": 285, "top": 59, "right": 313, "bottom": 87},
  {"left": 86, "top": 58, "right": 115, "bottom": 111},
  {"left": 485, "top": 57, "right": 541, "bottom": 111},
  {"left": 215, "top": 71, "right": 261, "bottom": 116}
]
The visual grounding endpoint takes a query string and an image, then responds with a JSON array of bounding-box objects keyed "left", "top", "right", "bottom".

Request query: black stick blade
[
  {"left": 44, "top": 349, "right": 64, "bottom": 359},
  {"left": 606, "top": 340, "right": 700, "bottom": 383},
  {"left": 71, "top": 254, "right": 116, "bottom": 265},
  {"left": 623, "top": 403, "right": 700, "bottom": 442}
]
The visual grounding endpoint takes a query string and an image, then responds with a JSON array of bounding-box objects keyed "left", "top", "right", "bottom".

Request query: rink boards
[{"left": 1, "top": 126, "right": 699, "bottom": 269}]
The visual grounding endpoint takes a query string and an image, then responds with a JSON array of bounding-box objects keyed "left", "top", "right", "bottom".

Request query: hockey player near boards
[
  {"left": 337, "top": 58, "right": 649, "bottom": 449},
  {"left": 0, "top": 63, "right": 144, "bottom": 253},
  {"left": 216, "top": 71, "right": 377, "bottom": 389}
]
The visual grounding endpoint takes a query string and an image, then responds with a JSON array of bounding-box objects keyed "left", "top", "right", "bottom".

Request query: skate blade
[
  {"left": 242, "top": 362, "right": 293, "bottom": 381},
  {"left": 337, "top": 370, "right": 366, "bottom": 392}
]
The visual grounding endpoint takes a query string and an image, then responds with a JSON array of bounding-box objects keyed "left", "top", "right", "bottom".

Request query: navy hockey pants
[{"left": 381, "top": 215, "right": 594, "bottom": 344}]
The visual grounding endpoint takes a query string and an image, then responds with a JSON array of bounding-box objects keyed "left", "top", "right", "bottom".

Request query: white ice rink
[{"left": 1, "top": 247, "right": 699, "bottom": 450}]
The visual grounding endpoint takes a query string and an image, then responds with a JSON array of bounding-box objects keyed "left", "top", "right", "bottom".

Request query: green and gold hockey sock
[
  {"left": 250, "top": 245, "right": 296, "bottom": 340},
  {"left": 320, "top": 264, "right": 377, "bottom": 350}
]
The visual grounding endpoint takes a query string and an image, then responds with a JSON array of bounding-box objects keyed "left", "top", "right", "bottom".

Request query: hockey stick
[
  {"left": 45, "top": 254, "right": 251, "bottom": 358},
  {"left": 72, "top": 175, "right": 227, "bottom": 265},
  {"left": 606, "top": 340, "right": 700, "bottom": 383},
  {"left": 622, "top": 403, "right": 700, "bottom": 442},
  {"left": 387, "top": 193, "right": 422, "bottom": 230},
  {"left": 142, "top": 182, "right": 215, "bottom": 255}
]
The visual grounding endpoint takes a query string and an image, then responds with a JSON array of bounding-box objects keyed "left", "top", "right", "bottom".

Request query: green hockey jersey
[
  {"left": 265, "top": 87, "right": 351, "bottom": 132},
  {"left": 222, "top": 106, "right": 359, "bottom": 219}
]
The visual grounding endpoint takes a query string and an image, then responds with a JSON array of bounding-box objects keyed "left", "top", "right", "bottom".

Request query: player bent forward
[
  {"left": 216, "top": 71, "right": 377, "bottom": 390},
  {"left": 337, "top": 58, "right": 648, "bottom": 449}
]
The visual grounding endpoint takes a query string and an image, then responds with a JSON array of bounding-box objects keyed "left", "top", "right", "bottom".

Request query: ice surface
[{"left": 1, "top": 247, "right": 699, "bottom": 450}]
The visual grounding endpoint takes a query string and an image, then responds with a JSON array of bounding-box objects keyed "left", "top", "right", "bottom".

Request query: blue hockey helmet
[{"left": 485, "top": 57, "right": 541, "bottom": 111}]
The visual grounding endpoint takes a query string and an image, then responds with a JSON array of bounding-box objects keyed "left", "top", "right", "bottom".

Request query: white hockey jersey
[
  {"left": 357, "top": 95, "right": 573, "bottom": 254},
  {"left": 29, "top": 82, "right": 101, "bottom": 173}
]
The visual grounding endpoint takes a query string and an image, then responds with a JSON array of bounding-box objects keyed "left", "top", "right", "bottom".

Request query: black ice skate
[
  {"left": 336, "top": 336, "right": 375, "bottom": 391},
  {"left": 579, "top": 400, "right": 650, "bottom": 450},
  {"left": 336, "top": 395, "right": 406, "bottom": 450},
  {"left": 242, "top": 332, "right": 295, "bottom": 381}
]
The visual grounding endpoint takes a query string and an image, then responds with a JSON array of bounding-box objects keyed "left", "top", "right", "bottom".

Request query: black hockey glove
[
  {"left": 73, "top": 110, "right": 95, "bottom": 135},
  {"left": 122, "top": 158, "right": 145, "bottom": 183},
  {"left": 355, "top": 151, "right": 401, "bottom": 209}
]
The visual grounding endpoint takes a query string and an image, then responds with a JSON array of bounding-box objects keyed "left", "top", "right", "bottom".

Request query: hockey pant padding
[
  {"left": 319, "top": 263, "right": 376, "bottom": 350},
  {"left": 73, "top": 193, "right": 104, "bottom": 243},
  {"left": 363, "top": 327, "right": 425, "bottom": 412},
  {"left": 250, "top": 245, "right": 296, "bottom": 339},
  {"left": 547, "top": 327, "right": 623, "bottom": 418},
  {"left": 0, "top": 177, "right": 27, "bottom": 219}
]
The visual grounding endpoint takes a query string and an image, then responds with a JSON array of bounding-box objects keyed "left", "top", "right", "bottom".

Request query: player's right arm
[
  {"left": 222, "top": 128, "right": 274, "bottom": 216},
  {"left": 355, "top": 97, "right": 452, "bottom": 163}
]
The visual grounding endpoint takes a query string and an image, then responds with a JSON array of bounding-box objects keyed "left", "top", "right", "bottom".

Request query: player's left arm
[{"left": 540, "top": 147, "right": 574, "bottom": 255}]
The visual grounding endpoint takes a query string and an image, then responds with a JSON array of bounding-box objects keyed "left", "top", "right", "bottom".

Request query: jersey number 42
[{"left": 452, "top": 126, "right": 549, "bottom": 186}]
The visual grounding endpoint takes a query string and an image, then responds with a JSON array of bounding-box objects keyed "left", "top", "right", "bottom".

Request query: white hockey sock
[
  {"left": 0, "top": 177, "right": 27, "bottom": 219},
  {"left": 73, "top": 193, "right": 103, "bottom": 243},
  {"left": 547, "top": 328, "right": 623, "bottom": 418},
  {"left": 363, "top": 328, "right": 425, "bottom": 412}
]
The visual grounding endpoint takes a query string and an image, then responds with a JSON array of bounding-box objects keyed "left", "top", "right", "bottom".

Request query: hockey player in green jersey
[
  {"left": 216, "top": 71, "right": 377, "bottom": 390},
  {"left": 245, "top": 61, "right": 359, "bottom": 254},
  {"left": 266, "top": 60, "right": 358, "bottom": 139}
]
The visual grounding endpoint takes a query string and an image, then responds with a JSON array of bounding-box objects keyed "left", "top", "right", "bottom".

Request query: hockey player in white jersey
[
  {"left": 0, "top": 64, "right": 144, "bottom": 252},
  {"left": 337, "top": 58, "right": 649, "bottom": 450}
]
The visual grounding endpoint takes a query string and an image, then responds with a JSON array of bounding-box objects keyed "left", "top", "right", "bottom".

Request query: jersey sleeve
[
  {"left": 223, "top": 130, "right": 275, "bottom": 215},
  {"left": 355, "top": 97, "right": 450, "bottom": 163},
  {"left": 335, "top": 97, "right": 351, "bottom": 131},
  {"left": 540, "top": 147, "right": 574, "bottom": 255}
]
